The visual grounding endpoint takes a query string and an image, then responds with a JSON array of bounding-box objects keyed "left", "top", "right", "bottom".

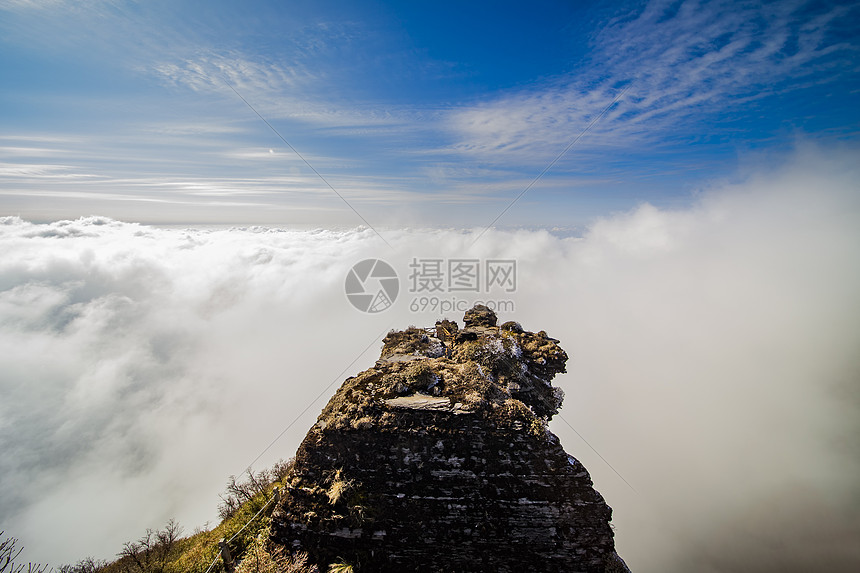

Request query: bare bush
[
  {"left": 0, "top": 532, "right": 49, "bottom": 573},
  {"left": 57, "top": 557, "right": 107, "bottom": 573},
  {"left": 218, "top": 459, "right": 293, "bottom": 520},
  {"left": 117, "top": 520, "right": 182, "bottom": 573}
]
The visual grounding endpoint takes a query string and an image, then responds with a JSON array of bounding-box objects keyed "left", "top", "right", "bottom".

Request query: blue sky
[{"left": 1, "top": 0, "right": 859, "bottom": 227}]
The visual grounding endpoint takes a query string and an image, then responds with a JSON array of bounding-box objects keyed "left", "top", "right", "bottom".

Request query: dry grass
[
  {"left": 326, "top": 470, "right": 354, "bottom": 506},
  {"left": 403, "top": 360, "right": 438, "bottom": 392},
  {"left": 381, "top": 327, "right": 434, "bottom": 358},
  {"left": 529, "top": 416, "right": 548, "bottom": 439},
  {"left": 235, "top": 529, "right": 318, "bottom": 573},
  {"left": 350, "top": 416, "right": 374, "bottom": 430}
]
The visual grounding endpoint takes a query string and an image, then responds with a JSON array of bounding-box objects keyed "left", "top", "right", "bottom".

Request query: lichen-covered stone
[
  {"left": 269, "top": 306, "right": 629, "bottom": 572},
  {"left": 463, "top": 304, "right": 498, "bottom": 328}
]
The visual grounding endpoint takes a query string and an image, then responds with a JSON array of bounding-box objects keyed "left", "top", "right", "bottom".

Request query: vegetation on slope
[{"left": 3, "top": 460, "right": 356, "bottom": 573}]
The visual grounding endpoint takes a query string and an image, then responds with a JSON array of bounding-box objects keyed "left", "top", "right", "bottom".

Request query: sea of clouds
[{"left": 1, "top": 147, "right": 859, "bottom": 571}]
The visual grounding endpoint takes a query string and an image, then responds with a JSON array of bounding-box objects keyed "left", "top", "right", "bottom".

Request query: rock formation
[{"left": 269, "top": 305, "right": 630, "bottom": 572}]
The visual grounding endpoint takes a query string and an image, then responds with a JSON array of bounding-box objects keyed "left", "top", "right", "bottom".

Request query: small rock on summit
[{"left": 269, "top": 305, "right": 630, "bottom": 572}]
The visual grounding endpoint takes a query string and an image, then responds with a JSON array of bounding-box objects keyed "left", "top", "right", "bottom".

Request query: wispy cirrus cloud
[
  {"left": 152, "top": 53, "right": 315, "bottom": 99},
  {"left": 151, "top": 51, "right": 425, "bottom": 133},
  {"left": 0, "top": 146, "right": 71, "bottom": 158},
  {"left": 446, "top": 0, "right": 860, "bottom": 161},
  {"left": 0, "top": 162, "right": 100, "bottom": 180},
  {"left": 0, "top": 0, "right": 65, "bottom": 10}
]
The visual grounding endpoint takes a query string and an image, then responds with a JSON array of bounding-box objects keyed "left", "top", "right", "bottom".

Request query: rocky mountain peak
[{"left": 269, "top": 305, "right": 629, "bottom": 572}]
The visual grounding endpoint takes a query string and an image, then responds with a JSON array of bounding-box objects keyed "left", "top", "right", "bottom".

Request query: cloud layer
[{"left": 1, "top": 147, "right": 859, "bottom": 570}]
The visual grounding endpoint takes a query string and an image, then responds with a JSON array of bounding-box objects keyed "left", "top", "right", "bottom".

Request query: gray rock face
[{"left": 269, "top": 306, "right": 629, "bottom": 572}]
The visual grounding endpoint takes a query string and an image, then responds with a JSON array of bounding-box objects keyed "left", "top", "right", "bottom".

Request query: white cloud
[
  {"left": 152, "top": 53, "right": 314, "bottom": 99},
  {"left": 1, "top": 146, "right": 859, "bottom": 570},
  {"left": 0, "top": 163, "right": 98, "bottom": 180},
  {"left": 150, "top": 52, "right": 416, "bottom": 131},
  {"left": 446, "top": 0, "right": 859, "bottom": 161},
  {"left": 0, "top": 147, "right": 70, "bottom": 158},
  {"left": 0, "top": 0, "right": 65, "bottom": 10}
]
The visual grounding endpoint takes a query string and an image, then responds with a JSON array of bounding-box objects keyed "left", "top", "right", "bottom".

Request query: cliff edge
[{"left": 269, "top": 305, "right": 630, "bottom": 572}]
